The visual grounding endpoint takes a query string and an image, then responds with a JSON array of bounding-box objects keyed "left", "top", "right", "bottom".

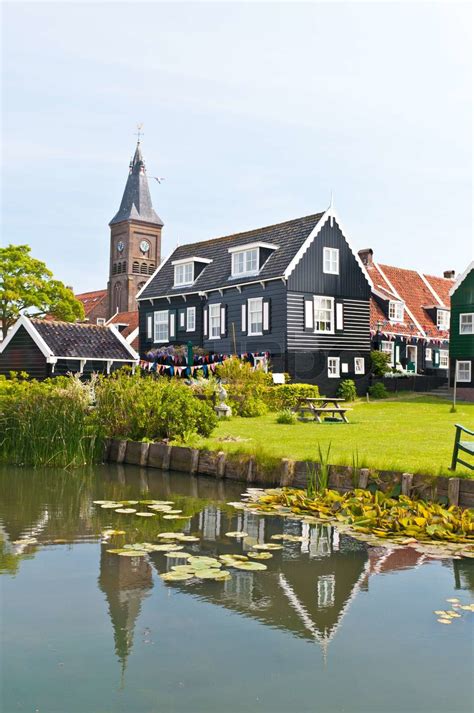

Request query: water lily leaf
[
  {"left": 161, "top": 571, "right": 194, "bottom": 581},
  {"left": 446, "top": 598, "right": 460, "bottom": 603},
  {"left": 164, "top": 551, "right": 192, "bottom": 559},
  {"left": 248, "top": 552, "right": 273, "bottom": 560},
  {"left": 434, "top": 610, "right": 446, "bottom": 615},
  {"left": 232, "top": 561, "right": 267, "bottom": 571},
  {"left": 119, "top": 501, "right": 139, "bottom": 505},
  {"left": 171, "top": 565, "right": 195, "bottom": 573},
  {"left": 195, "top": 568, "right": 229, "bottom": 579},
  {"left": 437, "top": 618, "right": 452, "bottom": 624},
  {"left": 188, "top": 556, "right": 221, "bottom": 567},
  {"left": 106, "top": 549, "right": 127, "bottom": 554},
  {"left": 135, "top": 512, "right": 155, "bottom": 517},
  {"left": 227, "top": 502, "right": 246, "bottom": 509},
  {"left": 252, "top": 543, "right": 283, "bottom": 551},
  {"left": 117, "top": 550, "right": 148, "bottom": 557},
  {"left": 166, "top": 510, "right": 183, "bottom": 514},
  {"left": 163, "top": 515, "right": 191, "bottom": 520},
  {"left": 219, "top": 554, "right": 248, "bottom": 563},
  {"left": 225, "top": 532, "right": 249, "bottom": 538},
  {"left": 213, "top": 571, "right": 232, "bottom": 581},
  {"left": 270, "top": 534, "right": 285, "bottom": 540},
  {"left": 177, "top": 535, "right": 200, "bottom": 542},
  {"left": 147, "top": 544, "right": 183, "bottom": 552},
  {"left": 114, "top": 508, "right": 137, "bottom": 514},
  {"left": 102, "top": 529, "right": 126, "bottom": 536},
  {"left": 94, "top": 500, "right": 113, "bottom": 505},
  {"left": 157, "top": 532, "right": 184, "bottom": 539},
  {"left": 100, "top": 503, "right": 121, "bottom": 509}
]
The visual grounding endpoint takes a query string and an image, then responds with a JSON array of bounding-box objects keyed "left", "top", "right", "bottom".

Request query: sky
[{"left": 1, "top": 1, "right": 472, "bottom": 293}]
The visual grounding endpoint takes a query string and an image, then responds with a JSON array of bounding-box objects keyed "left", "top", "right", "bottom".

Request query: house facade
[
  {"left": 449, "top": 261, "right": 474, "bottom": 399},
  {"left": 137, "top": 207, "right": 373, "bottom": 394},
  {"left": 0, "top": 316, "right": 139, "bottom": 380},
  {"left": 358, "top": 249, "right": 455, "bottom": 376}
]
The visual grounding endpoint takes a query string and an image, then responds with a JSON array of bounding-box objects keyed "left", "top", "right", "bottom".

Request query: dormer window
[
  {"left": 388, "top": 301, "right": 404, "bottom": 323},
  {"left": 174, "top": 262, "right": 194, "bottom": 286},
  {"left": 228, "top": 242, "right": 278, "bottom": 278},
  {"left": 172, "top": 257, "right": 213, "bottom": 288},
  {"left": 437, "top": 309, "right": 450, "bottom": 330},
  {"left": 231, "top": 248, "right": 258, "bottom": 277}
]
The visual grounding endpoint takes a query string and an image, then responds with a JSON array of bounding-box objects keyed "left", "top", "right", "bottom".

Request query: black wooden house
[
  {"left": 0, "top": 316, "right": 139, "bottom": 379},
  {"left": 137, "top": 208, "right": 373, "bottom": 394}
]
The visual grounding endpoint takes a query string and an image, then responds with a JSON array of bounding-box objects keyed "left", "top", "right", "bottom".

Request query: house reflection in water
[{"left": 98, "top": 543, "right": 153, "bottom": 681}]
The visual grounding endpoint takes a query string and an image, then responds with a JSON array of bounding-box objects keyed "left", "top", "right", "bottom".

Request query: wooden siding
[
  {"left": 450, "top": 268, "right": 474, "bottom": 360},
  {"left": 287, "top": 218, "right": 371, "bottom": 300},
  {"left": 0, "top": 326, "right": 47, "bottom": 379}
]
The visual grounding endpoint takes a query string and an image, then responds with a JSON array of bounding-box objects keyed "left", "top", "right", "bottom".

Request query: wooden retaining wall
[{"left": 104, "top": 440, "right": 474, "bottom": 508}]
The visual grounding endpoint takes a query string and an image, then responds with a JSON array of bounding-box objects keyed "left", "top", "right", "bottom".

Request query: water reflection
[{"left": 1, "top": 463, "right": 473, "bottom": 683}]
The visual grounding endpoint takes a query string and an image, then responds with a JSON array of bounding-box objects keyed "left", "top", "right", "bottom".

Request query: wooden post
[
  {"left": 401, "top": 473, "right": 413, "bottom": 496},
  {"left": 358, "top": 468, "right": 369, "bottom": 489},
  {"left": 452, "top": 359, "right": 457, "bottom": 411},
  {"left": 190, "top": 449, "right": 199, "bottom": 475},
  {"left": 448, "top": 478, "right": 460, "bottom": 507},
  {"left": 162, "top": 445, "right": 172, "bottom": 471},
  {"left": 216, "top": 451, "right": 226, "bottom": 479}
]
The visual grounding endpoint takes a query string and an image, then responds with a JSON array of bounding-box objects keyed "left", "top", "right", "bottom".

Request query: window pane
[
  {"left": 209, "top": 304, "right": 221, "bottom": 338},
  {"left": 460, "top": 314, "right": 473, "bottom": 334},
  {"left": 248, "top": 298, "right": 263, "bottom": 334},
  {"left": 314, "top": 296, "right": 333, "bottom": 332},
  {"left": 154, "top": 310, "right": 168, "bottom": 342}
]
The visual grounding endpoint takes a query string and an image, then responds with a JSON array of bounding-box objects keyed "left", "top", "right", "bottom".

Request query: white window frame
[
  {"left": 459, "top": 313, "right": 474, "bottom": 335},
  {"left": 425, "top": 348, "right": 432, "bottom": 362},
  {"left": 314, "top": 296, "right": 334, "bottom": 333},
  {"left": 186, "top": 306, "right": 196, "bottom": 332},
  {"left": 248, "top": 297, "right": 263, "bottom": 336},
  {"left": 439, "top": 350, "right": 449, "bottom": 369},
  {"left": 323, "top": 247, "right": 339, "bottom": 275},
  {"left": 328, "top": 357, "right": 340, "bottom": 378},
  {"left": 146, "top": 313, "right": 153, "bottom": 339},
  {"left": 354, "top": 357, "right": 365, "bottom": 375},
  {"left": 381, "top": 340, "right": 394, "bottom": 365},
  {"left": 231, "top": 248, "right": 259, "bottom": 277},
  {"left": 436, "top": 309, "right": 450, "bottom": 330},
  {"left": 388, "top": 301, "right": 404, "bottom": 323},
  {"left": 456, "top": 361, "right": 471, "bottom": 383},
  {"left": 96, "top": 318, "right": 106, "bottom": 326},
  {"left": 179, "top": 311, "right": 185, "bottom": 328},
  {"left": 209, "top": 303, "right": 221, "bottom": 339},
  {"left": 174, "top": 262, "right": 194, "bottom": 287},
  {"left": 153, "top": 310, "right": 169, "bottom": 343}
]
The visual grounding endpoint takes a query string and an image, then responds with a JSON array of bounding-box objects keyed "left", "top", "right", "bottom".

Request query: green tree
[{"left": 0, "top": 244, "right": 84, "bottom": 338}]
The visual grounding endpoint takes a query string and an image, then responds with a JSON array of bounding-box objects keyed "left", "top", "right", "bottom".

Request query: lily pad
[
  {"left": 117, "top": 550, "right": 148, "bottom": 557},
  {"left": 164, "top": 551, "right": 192, "bottom": 559},
  {"left": 157, "top": 532, "right": 184, "bottom": 539},
  {"left": 147, "top": 544, "right": 183, "bottom": 552},
  {"left": 188, "top": 556, "right": 222, "bottom": 567},
  {"left": 100, "top": 503, "right": 120, "bottom": 509},
  {"left": 161, "top": 571, "right": 194, "bottom": 581},
  {"left": 195, "top": 568, "right": 229, "bottom": 579},
  {"left": 94, "top": 500, "right": 112, "bottom": 505},
  {"left": 102, "top": 529, "right": 126, "bottom": 536},
  {"left": 437, "top": 618, "right": 452, "bottom": 624},
  {"left": 163, "top": 515, "right": 191, "bottom": 520},
  {"left": 225, "top": 532, "right": 249, "bottom": 538},
  {"left": 177, "top": 535, "right": 200, "bottom": 542},
  {"left": 252, "top": 543, "right": 283, "bottom": 551},
  {"left": 232, "top": 561, "right": 267, "bottom": 571},
  {"left": 115, "top": 508, "right": 137, "bottom": 514},
  {"left": 135, "top": 512, "right": 155, "bottom": 517},
  {"left": 248, "top": 552, "right": 273, "bottom": 560},
  {"left": 446, "top": 598, "right": 460, "bottom": 603}
]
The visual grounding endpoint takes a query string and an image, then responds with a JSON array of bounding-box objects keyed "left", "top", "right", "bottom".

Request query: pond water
[{"left": 1, "top": 464, "right": 473, "bottom": 713}]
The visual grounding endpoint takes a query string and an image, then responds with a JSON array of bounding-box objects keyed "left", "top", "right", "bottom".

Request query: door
[{"left": 406, "top": 345, "right": 417, "bottom": 373}]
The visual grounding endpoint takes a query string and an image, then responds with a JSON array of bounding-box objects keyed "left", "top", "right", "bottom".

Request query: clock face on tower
[
  {"left": 117, "top": 240, "right": 124, "bottom": 253},
  {"left": 140, "top": 240, "right": 150, "bottom": 254}
]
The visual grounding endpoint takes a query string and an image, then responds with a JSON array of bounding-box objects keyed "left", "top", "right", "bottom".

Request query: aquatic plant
[{"left": 242, "top": 487, "right": 474, "bottom": 549}]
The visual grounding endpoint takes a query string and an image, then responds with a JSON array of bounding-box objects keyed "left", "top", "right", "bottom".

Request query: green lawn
[{"left": 200, "top": 395, "right": 474, "bottom": 477}]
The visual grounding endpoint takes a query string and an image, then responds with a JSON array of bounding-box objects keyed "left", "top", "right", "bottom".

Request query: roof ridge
[
  {"left": 174, "top": 212, "right": 324, "bottom": 251},
  {"left": 32, "top": 318, "right": 108, "bottom": 330}
]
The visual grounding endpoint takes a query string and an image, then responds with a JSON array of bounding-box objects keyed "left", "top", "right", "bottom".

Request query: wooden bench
[{"left": 450, "top": 424, "right": 474, "bottom": 471}]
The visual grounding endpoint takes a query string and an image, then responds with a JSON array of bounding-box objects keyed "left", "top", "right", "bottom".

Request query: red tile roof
[
  {"left": 75, "top": 289, "right": 108, "bottom": 316},
  {"left": 366, "top": 262, "right": 455, "bottom": 341}
]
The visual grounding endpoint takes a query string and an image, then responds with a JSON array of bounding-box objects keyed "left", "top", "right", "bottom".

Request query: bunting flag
[{"left": 139, "top": 351, "right": 270, "bottom": 378}]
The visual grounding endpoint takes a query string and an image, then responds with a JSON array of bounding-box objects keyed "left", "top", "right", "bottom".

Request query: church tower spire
[{"left": 107, "top": 139, "right": 163, "bottom": 318}]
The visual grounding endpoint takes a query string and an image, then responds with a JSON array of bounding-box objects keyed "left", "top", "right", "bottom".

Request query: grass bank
[{"left": 200, "top": 395, "right": 474, "bottom": 477}]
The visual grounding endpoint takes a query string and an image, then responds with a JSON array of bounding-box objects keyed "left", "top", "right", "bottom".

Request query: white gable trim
[
  {"left": 0, "top": 315, "right": 53, "bottom": 359},
  {"left": 108, "top": 325, "right": 139, "bottom": 359},
  {"left": 125, "top": 327, "right": 139, "bottom": 345},
  {"left": 283, "top": 207, "right": 373, "bottom": 288},
  {"left": 374, "top": 263, "right": 426, "bottom": 338},
  {"left": 449, "top": 261, "right": 474, "bottom": 297},
  {"left": 135, "top": 252, "right": 173, "bottom": 300},
  {"left": 418, "top": 271, "right": 444, "bottom": 307}
]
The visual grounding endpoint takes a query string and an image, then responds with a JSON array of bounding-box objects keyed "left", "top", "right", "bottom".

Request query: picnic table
[{"left": 293, "top": 397, "right": 351, "bottom": 424}]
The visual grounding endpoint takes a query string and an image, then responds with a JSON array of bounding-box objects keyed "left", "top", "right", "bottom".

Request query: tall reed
[{"left": 306, "top": 442, "right": 332, "bottom": 497}]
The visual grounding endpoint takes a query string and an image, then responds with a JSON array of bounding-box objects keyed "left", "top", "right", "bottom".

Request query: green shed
[{"left": 449, "top": 261, "right": 474, "bottom": 396}]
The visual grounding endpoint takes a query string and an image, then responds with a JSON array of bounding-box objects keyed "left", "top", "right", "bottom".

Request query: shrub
[
  {"left": 216, "top": 357, "right": 271, "bottom": 417},
  {"left": 368, "top": 382, "right": 389, "bottom": 399},
  {"left": 264, "top": 383, "right": 320, "bottom": 411},
  {"left": 336, "top": 379, "right": 357, "bottom": 402},
  {"left": 94, "top": 371, "right": 218, "bottom": 441},
  {"left": 276, "top": 409, "right": 297, "bottom": 425},
  {"left": 370, "top": 350, "right": 392, "bottom": 377}
]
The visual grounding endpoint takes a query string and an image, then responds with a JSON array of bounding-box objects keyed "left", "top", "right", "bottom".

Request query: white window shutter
[
  {"left": 146, "top": 314, "right": 152, "bottom": 339},
  {"left": 241, "top": 304, "right": 247, "bottom": 333},
  {"left": 220, "top": 306, "right": 226, "bottom": 335},
  {"left": 336, "top": 303, "right": 344, "bottom": 330},
  {"left": 169, "top": 312, "right": 176, "bottom": 339},
  {"left": 304, "top": 299, "right": 314, "bottom": 330},
  {"left": 263, "top": 301, "right": 269, "bottom": 331},
  {"left": 203, "top": 308, "right": 208, "bottom": 337}
]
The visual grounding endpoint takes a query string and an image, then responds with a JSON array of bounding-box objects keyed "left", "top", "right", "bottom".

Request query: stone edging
[{"left": 104, "top": 439, "right": 474, "bottom": 508}]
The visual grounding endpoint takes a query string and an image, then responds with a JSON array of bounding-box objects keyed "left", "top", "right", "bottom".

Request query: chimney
[
  {"left": 358, "top": 248, "right": 373, "bottom": 266},
  {"left": 443, "top": 270, "right": 455, "bottom": 279}
]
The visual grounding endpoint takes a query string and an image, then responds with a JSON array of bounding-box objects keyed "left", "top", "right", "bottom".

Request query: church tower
[{"left": 107, "top": 141, "right": 163, "bottom": 317}]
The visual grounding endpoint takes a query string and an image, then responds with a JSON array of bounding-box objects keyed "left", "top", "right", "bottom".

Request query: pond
[{"left": 1, "top": 464, "right": 473, "bottom": 713}]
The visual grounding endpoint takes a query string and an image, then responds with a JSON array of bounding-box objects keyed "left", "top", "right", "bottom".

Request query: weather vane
[{"left": 134, "top": 123, "right": 144, "bottom": 142}]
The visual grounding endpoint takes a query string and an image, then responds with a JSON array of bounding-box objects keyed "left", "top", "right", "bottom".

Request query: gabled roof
[
  {"left": 107, "top": 311, "right": 139, "bottom": 350},
  {"left": 110, "top": 142, "right": 163, "bottom": 227},
  {"left": 138, "top": 212, "right": 326, "bottom": 300},
  {"left": 449, "top": 261, "right": 474, "bottom": 297},
  {"left": 0, "top": 315, "right": 138, "bottom": 362},
  {"left": 366, "top": 261, "right": 455, "bottom": 339},
  {"left": 75, "top": 289, "right": 108, "bottom": 316}
]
